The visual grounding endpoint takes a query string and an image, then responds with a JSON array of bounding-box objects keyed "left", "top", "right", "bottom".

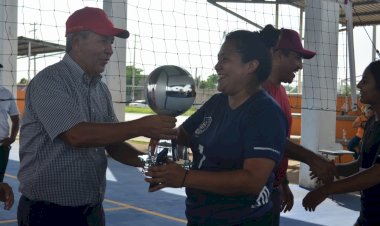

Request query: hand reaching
[
  {"left": 0, "top": 183, "right": 14, "bottom": 210},
  {"left": 280, "top": 182, "right": 294, "bottom": 213},
  {"left": 309, "top": 155, "right": 337, "bottom": 184},
  {"left": 145, "top": 162, "right": 187, "bottom": 192},
  {"left": 302, "top": 188, "right": 328, "bottom": 212},
  {"left": 138, "top": 115, "right": 177, "bottom": 140},
  {"left": 0, "top": 137, "right": 14, "bottom": 148}
]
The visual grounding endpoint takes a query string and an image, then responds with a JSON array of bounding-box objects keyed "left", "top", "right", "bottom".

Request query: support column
[
  {"left": 103, "top": 0, "right": 128, "bottom": 122},
  {"left": 343, "top": 1, "right": 358, "bottom": 111},
  {"left": 0, "top": 0, "right": 18, "bottom": 95},
  {"left": 299, "top": 0, "right": 340, "bottom": 188}
]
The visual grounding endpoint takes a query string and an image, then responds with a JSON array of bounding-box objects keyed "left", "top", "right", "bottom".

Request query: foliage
[
  {"left": 200, "top": 73, "right": 218, "bottom": 89},
  {"left": 18, "top": 78, "right": 29, "bottom": 85},
  {"left": 341, "top": 85, "right": 351, "bottom": 95},
  {"left": 284, "top": 84, "right": 299, "bottom": 93},
  {"left": 126, "top": 66, "right": 145, "bottom": 86},
  {"left": 125, "top": 106, "right": 155, "bottom": 114}
]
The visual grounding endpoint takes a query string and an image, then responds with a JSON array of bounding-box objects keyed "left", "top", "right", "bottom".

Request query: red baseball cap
[
  {"left": 276, "top": 28, "right": 316, "bottom": 59},
  {"left": 66, "top": 7, "right": 129, "bottom": 39}
]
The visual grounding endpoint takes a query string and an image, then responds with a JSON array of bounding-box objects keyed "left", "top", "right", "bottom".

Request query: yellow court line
[
  {"left": 0, "top": 219, "right": 17, "bottom": 224},
  {"left": 104, "top": 206, "right": 130, "bottom": 211},
  {"left": 4, "top": 173, "right": 16, "bottom": 180},
  {"left": 0, "top": 200, "right": 186, "bottom": 225},
  {"left": 2, "top": 174, "right": 187, "bottom": 224},
  {"left": 104, "top": 198, "right": 187, "bottom": 224}
]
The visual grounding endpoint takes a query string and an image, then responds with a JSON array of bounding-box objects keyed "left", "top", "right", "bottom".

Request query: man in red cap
[
  {"left": 17, "top": 7, "right": 177, "bottom": 226},
  {"left": 261, "top": 25, "right": 336, "bottom": 226}
]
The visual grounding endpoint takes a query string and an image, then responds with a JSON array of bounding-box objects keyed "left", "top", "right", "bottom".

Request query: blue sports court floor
[{"left": 0, "top": 141, "right": 360, "bottom": 226}]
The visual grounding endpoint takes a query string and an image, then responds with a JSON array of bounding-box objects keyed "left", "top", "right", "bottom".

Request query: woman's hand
[
  {"left": 302, "top": 187, "right": 328, "bottom": 212},
  {"left": 145, "top": 162, "right": 187, "bottom": 192},
  {"left": 0, "top": 183, "right": 14, "bottom": 210},
  {"left": 280, "top": 182, "right": 294, "bottom": 213}
]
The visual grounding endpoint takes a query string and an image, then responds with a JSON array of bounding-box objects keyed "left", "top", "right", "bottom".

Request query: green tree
[
  {"left": 342, "top": 85, "right": 351, "bottom": 95},
  {"left": 200, "top": 73, "right": 218, "bottom": 89},
  {"left": 126, "top": 66, "right": 145, "bottom": 86},
  {"left": 284, "top": 84, "right": 299, "bottom": 93},
  {"left": 18, "top": 78, "right": 29, "bottom": 85}
]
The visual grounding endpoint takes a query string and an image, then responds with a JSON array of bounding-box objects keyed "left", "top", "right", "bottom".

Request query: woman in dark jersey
[
  {"left": 303, "top": 60, "right": 380, "bottom": 226},
  {"left": 145, "top": 29, "right": 288, "bottom": 226}
]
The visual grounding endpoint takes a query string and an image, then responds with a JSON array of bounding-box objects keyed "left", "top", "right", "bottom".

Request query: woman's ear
[{"left": 248, "top": 59, "right": 259, "bottom": 74}]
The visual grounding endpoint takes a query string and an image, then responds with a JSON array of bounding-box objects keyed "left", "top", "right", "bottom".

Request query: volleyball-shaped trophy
[{"left": 143, "top": 65, "right": 196, "bottom": 187}]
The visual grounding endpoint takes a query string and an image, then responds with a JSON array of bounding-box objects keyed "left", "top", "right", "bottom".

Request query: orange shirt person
[{"left": 348, "top": 106, "right": 373, "bottom": 159}]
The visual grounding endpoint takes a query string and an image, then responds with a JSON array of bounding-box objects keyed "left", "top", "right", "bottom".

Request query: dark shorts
[
  {"left": 17, "top": 195, "right": 105, "bottom": 226},
  {"left": 0, "top": 145, "right": 11, "bottom": 182},
  {"left": 187, "top": 211, "right": 274, "bottom": 226}
]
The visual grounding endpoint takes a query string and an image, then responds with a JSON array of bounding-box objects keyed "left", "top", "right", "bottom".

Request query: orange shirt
[{"left": 354, "top": 115, "right": 367, "bottom": 138}]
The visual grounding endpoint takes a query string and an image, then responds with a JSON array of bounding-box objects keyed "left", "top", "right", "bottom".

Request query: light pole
[
  {"left": 131, "top": 34, "right": 137, "bottom": 101},
  {"left": 28, "top": 23, "right": 37, "bottom": 80}
]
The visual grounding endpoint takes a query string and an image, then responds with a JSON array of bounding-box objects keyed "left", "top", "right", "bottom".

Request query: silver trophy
[{"left": 143, "top": 65, "right": 196, "bottom": 187}]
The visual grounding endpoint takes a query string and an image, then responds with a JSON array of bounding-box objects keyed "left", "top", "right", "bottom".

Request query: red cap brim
[
  {"left": 298, "top": 49, "right": 316, "bottom": 59},
  {"left": 113, "top": 28, "right": 130, "bottom": 39}
]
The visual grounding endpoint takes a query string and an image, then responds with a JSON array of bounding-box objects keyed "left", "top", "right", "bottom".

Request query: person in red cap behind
[
  {"left": 260, "top": 25, "right": 337, "bottom": 226},
  {"left": 17, "top": 7, "right": 177, "bottom": 226}
]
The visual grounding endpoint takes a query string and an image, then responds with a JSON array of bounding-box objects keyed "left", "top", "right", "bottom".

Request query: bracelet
[{"left": 181, "top": 170, "right": 189, "bottom": 187}]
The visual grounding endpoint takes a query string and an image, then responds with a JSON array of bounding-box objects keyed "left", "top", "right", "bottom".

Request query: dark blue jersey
[
  {"left": 182, "top": 91, "right": 288, "bottom": 225},
  {"left": 359, "top": 117, "right": 380, "bottom": 226}
]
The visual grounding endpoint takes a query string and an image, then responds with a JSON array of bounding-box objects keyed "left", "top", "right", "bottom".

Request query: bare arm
[
  {"left": 303, "top": 164, "right": 380, "bottom": 211},
  {"left": 146, "top": 157, "right": 276, "bottom": 196},
  {"left": 60, "top": 115, "right": 177, "bottom": 147},
  {"left": 9, "top": 115, "right": 19, "bottom": 142},
  {"left": 285, "top": 139, "right": 318, "bottom": 164},
  {"left": 335, "top": 154, "right": 361, "bottom": 177},
  {"left": 323, "top": 164, "right": 380, "bottom": 195},
  {"left": 285, "top": 139, "right": 337, "bottom": 183},
  {"left": 352, "top": 116, "right": 363, "bottom": 128},
  {"left": 106, "top": 142, "right": 145, "bottom": 167},
  {"left": 0, "top": 115, "right": 19, "bottom": 146}
]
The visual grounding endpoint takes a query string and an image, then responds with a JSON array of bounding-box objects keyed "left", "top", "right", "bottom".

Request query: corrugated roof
[
  {"left": 211, "top": 0, "right": 380, "bottom": 27},
  {"left": 344, "top": 0, "right": 380, "bottom": 26},
  {"left": 17, "top": 36, "right": 65, "bottom": 56},
  {"left": 283, "top": 0, "right": 380, "bottom": 26}
]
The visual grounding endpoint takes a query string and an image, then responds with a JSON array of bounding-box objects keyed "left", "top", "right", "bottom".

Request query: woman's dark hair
[
  {"left": 260, "top": 24, "right": 281, "bottom": 48},
  {"left": 367, "top": 60, "right": 380, "bottom": 91},
  {"left": 225, "top": 26, "right": 278, "bottom": 83}
]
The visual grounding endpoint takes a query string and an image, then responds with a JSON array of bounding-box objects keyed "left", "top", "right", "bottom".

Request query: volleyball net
[{"left": 0, "top": 0, "right": 379, "bottom": 114}]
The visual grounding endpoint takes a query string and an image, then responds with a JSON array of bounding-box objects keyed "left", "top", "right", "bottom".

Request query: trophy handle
[
  {"left": 148, "top": 147, "right": 169, "bottom": 189},
  {"left": 148, "top": 139, "right": 158, "bottom": 156},
  {"left": 171, "top": 139, "right": 179, "bottom": 161}
]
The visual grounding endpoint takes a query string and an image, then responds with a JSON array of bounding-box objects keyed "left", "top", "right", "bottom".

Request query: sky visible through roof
[{"left": 14, "top": 0, "right": 380, "bottom": 87}]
